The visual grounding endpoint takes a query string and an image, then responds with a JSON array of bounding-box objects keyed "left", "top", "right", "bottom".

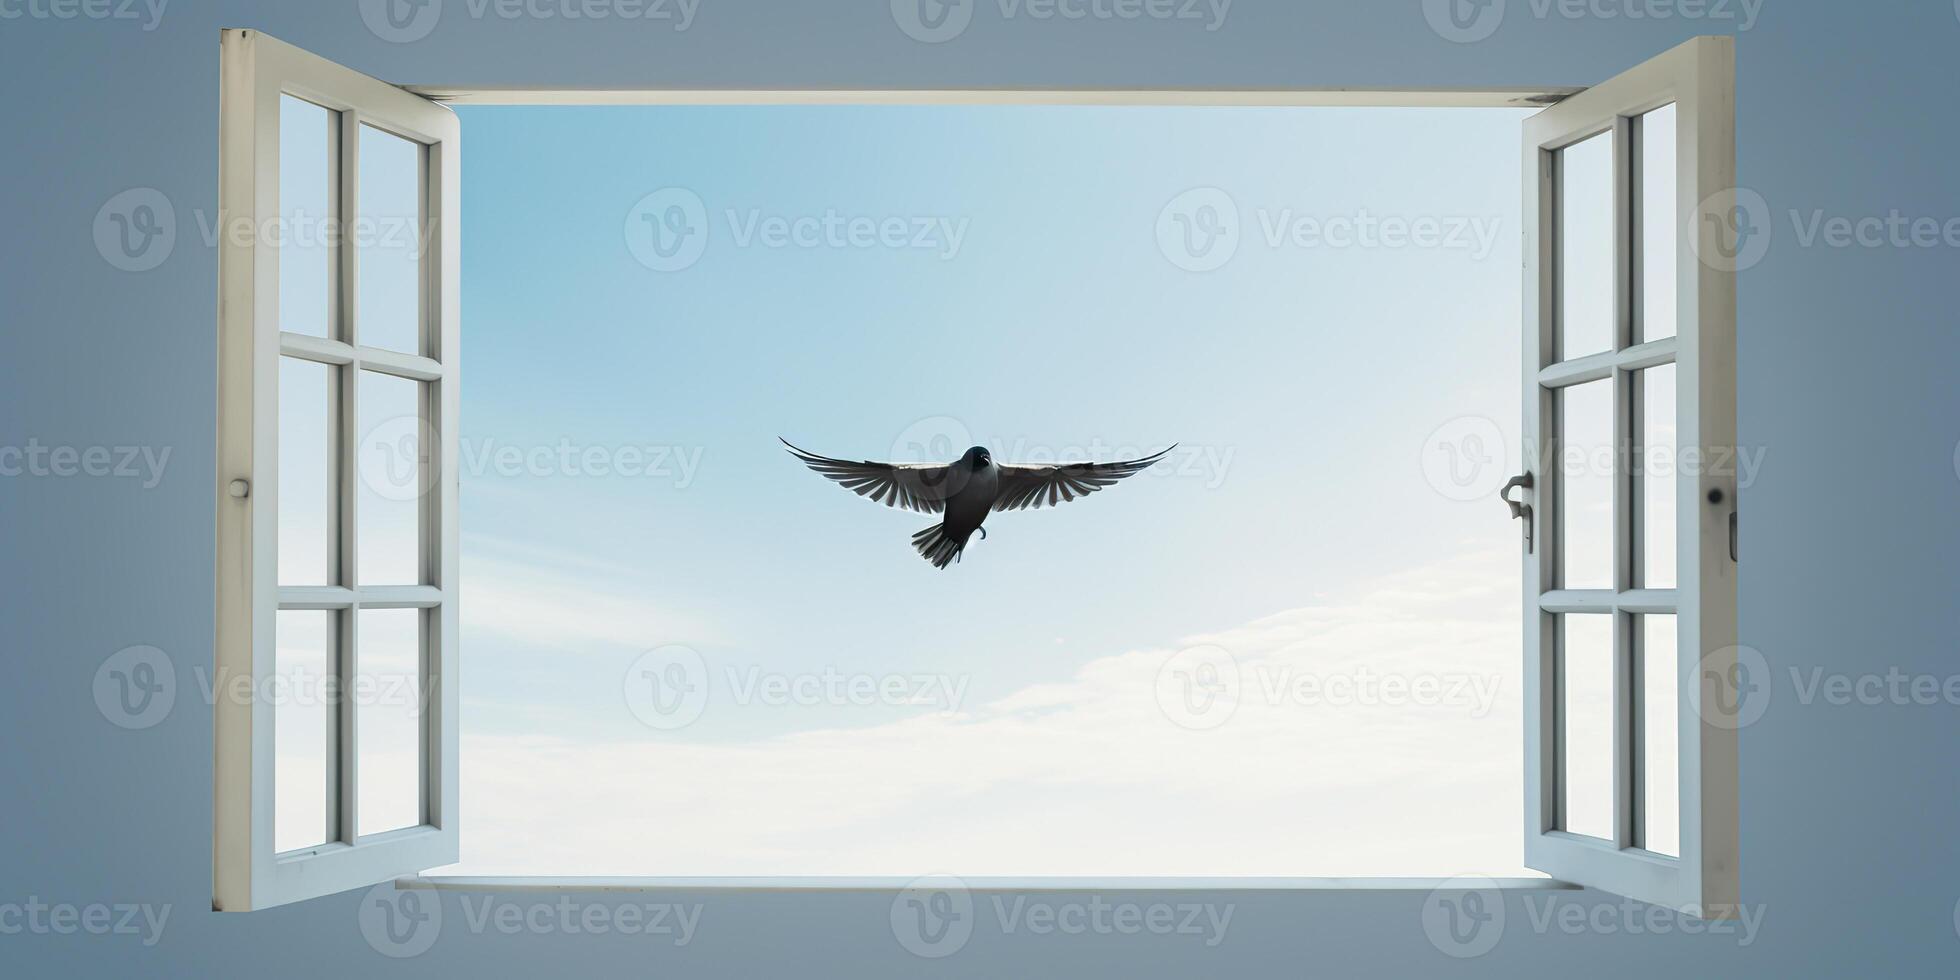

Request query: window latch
[{"left": 1499, "top": 472, "right": 1534, "bottom": 553}]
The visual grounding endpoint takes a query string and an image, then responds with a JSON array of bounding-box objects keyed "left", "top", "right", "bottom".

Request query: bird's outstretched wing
[
  {"left": 781, "top": 439, "right": 961, "bottom": 514},
  {"left": 992, "top": 445, "right": 1176, "bottom": 512}
]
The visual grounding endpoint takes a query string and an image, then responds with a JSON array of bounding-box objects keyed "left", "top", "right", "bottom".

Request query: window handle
[{"left": 1500, "top": 472, "right": 1534, "bottom": 553}]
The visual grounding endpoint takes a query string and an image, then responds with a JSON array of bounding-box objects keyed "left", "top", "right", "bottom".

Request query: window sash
[
  {"left": 216, "top": 28, "right": 461, "bottom": 912},
  {"left": 1519, "top": 36, "right": 1737, "bottom": 914}
]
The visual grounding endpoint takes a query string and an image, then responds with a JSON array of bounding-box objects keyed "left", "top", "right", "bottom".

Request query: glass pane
[
  {"left": 358, "top": 608, "right": 425, "bottom": 835},
  {"left": 1560, "top": 379, "right": 1614, "bottom": 589},
  {"left": 1639, "top": 105, "right": 1677, "bottom": 343},
  {"left": 279, "top": 96, "right": 334, "bottom": 338},
  {"left": 356, "top": 371, "right": 425, "bottom": 585},
  {"left": 1639, "top": 364, "right": 1678, "bottom": 589},
  {"left": 275, "top": 610, "right": 334, "bottom": 852},
  {"left": 1641, "top": 614, "right": 1680, "bottom": 856},
  {"left": 357, "top": 125, "right": 423, "bottom": 354},
  {"left": 1559, "top": 130, "right": 1615, "bottom": 359},
  {"left": 278, "top": 358, "right": 335, "bottom": 585},
  {"left": 1560, "top": 614, "right": 1615, "bottom": 840}
]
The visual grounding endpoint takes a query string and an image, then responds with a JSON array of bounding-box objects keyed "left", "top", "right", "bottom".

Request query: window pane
[
  {"left": 358, "top": 608, "right": 425, "bottom": 835},
  {"left": 278, "top": 358, "right": 335, "bottom": 585},
  {"left": 276, "top": 610, "right": 334, "bottom": 852},
  {"left": 279, "top": 96, "right": 334, "bottom": 338},
  {"left": 1560, "top": 614, "right": 1614, "bottom": 840},
  {"left": 1639, "top": 105, "right": 1677, "bottom": 343},
  {"left": 356, "top": 371, "right": 425, "bottom": 585},
  {"left": 1560, "top": 379, "right": 1614, "bottom": 589},
  {"left": 357, "top": 125, "right": 423, "bottom": 355},
  {"left": 1639, "top": 364, "right": 1677, "bottom": 589},
  {"left": 1559, "top": 130, "right": 1615, "bottom": 359},
  {"left": 1641, "top": 614, "right": 1679, "bottom": 856}
]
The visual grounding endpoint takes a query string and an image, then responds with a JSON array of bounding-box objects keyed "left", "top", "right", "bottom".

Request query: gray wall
[{"left": 3, "top": 0, "right": 1955, "bottom": 975}]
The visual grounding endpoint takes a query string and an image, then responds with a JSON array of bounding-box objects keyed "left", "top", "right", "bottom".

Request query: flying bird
[{"left": 781, "top": 438, "right": 1175, "bottom": 568}]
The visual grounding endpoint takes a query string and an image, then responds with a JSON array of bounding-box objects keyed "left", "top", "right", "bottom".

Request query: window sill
[{"left": 405, "top": 875, "right": 1576, "bottom": 894}]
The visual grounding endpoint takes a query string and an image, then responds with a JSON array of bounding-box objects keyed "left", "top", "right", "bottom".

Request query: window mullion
[
  {"left": 1630, "top": 612, "right": 1650, "bottom": 850},
  {"left": 1626, "top": 111, "right": 1651, "bottom": 854},
  {"left": 336, "top": 106, "right": 363, "bottom": 847},
  {"left": 1610, "top": 113, "right": 1635, "bottom": 852},
  {"left": 335, "top": 604, "right": 359, "bottom": 844},
  {"left": 415, "top": 132, "right": 439, "bottom": 830}
]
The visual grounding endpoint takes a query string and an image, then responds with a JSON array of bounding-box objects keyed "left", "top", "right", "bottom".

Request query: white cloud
[{"left": 439, "top": 543, "right": 1530, "bottom": 877}]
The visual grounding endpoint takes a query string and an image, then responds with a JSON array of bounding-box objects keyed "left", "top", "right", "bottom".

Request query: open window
[
  {"left": 212, "top": 28, "right": 1737, "bottom": 912},
  {"left": 1513, "top": 36, "right": 1738, "bottom": 913},
  {"left": 215, "top": 29, "right": 460, "bottom": 911}
]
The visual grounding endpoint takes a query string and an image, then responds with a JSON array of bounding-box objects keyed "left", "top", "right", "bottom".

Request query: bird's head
[{"left": 961, "top": 446, "right": 993, "bottom": 470}]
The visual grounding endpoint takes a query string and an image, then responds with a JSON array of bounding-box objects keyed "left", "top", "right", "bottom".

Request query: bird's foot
[{"left": 975, "top": 527, "right": 987, "bottom": 541}]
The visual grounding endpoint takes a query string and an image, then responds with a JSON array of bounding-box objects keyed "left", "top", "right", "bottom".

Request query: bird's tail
[{"left": 911, "top": 523, "right": 966, "bottom": 569}]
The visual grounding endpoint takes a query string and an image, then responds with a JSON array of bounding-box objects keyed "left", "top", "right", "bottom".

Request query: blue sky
[{"left": 419, "top": 104, "right": 1536, "bottom": 874}]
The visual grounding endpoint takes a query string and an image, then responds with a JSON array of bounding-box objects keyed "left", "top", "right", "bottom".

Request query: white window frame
[
  {"left": 1518, "top": 36, "right": 1738, "bottom": 914},
  {"left": 214, "top": 28, "right": 460, "bottom": 912},
  {"left": 209, "top": 29, "right": 1738, "bottom": 913}
]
